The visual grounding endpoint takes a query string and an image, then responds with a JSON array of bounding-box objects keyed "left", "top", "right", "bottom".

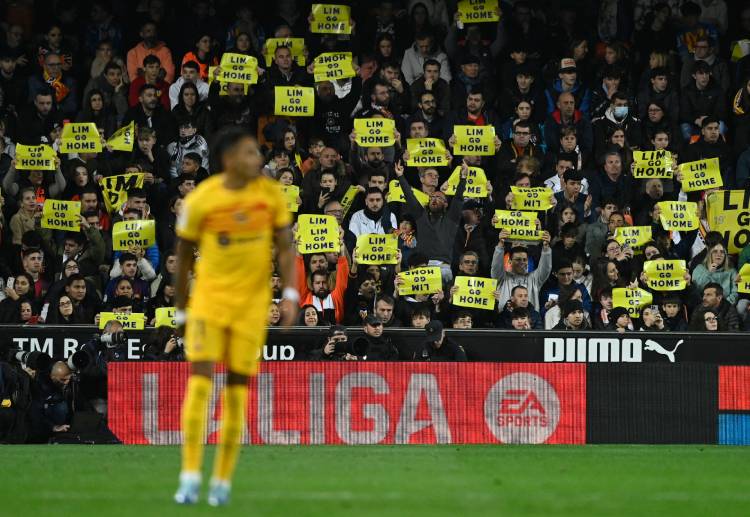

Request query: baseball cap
[
  {"left": 425, "top": 320, "right": 444, "bottom": 341},
  {"left": 364, "top": 315, "right": 382, "bottom": 326},
  {"left": 559, "top": 58, "right": 577, "bottom": 73}
]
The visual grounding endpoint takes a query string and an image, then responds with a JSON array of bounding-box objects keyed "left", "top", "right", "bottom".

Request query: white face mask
[{"left": 613, "top": 106, "right": 629, "bottom": 119}]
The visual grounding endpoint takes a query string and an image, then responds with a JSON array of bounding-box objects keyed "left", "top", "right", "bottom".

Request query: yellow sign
[
  {"left": 493, "top": 210, "right": 541, "bottom": 241},
  {"left": 15, "top": 144, "right": 56, "bottom": 170},
  {"left": 680, "top": 158, "right": 723, "bottom": 192},
  {"left": 311, "top": 4, "right": 352, "bottom": 34},
  {"left": 457, "top": 0, "right": 500, "bottom": 23},
  {"left": 452, "top": 276, "right": 497, "bottom": 310},
  {"left": 341, "top": 185, "right": 360, "bottom": 217},
  {"left": 398, "top": 267, "right": 443, "bottom": 296},
  {"left": 275, "top": 86, "right": 315, "bottom": 117},
  {"left": 313, "top": 52, "right": 356, "bottom": 83},
  {"left": 41, "top": 199, "right": 81, "bottom": 231},
  {"left": 354, "top": 118, "right": 395, "bottom": 147},
  {"left": 218, "top": 53, "right": 258, "bottom": 84},
  {"left": 297, "top": 214, "right": 339, "bottom": 254},
  {"left": 614, "top": 226, "right": 652, "bottom": 251},
  {"left": 386, "top": 180, "right": 429, "bottom": 206},
  {"left": 510, "top": 186, "right": 554, "bottom": 211},
  {"left": 657, "top": 201, "right": 698, "bottom": 231},
  {"left": 643, "top": 260, "right": 687, "bottom": 291},
  {"left": 154, "top": 307, "right": 176, "bottom": 328},
  {"left": 706, "top": 190, "right": 750, "bottom": 254},
  {"left": 445, "top": 166, "right": 487, "bottom": 198},
  {"left": 99, "top": 173, "right": 145, "bottom": 213},
  {"left": 612, "top": 287, "right": 653, "bottom": 318},
  {"left": 356, "top": 233, "right": 399, "bottom": 265},
  {"left": 632, "top": 150, "right": 673, "bottom": 179},
  {"left": 208, "top": 66, "right": 249, "bottom": 96},
  {"left": 61, "top": 122, "right": 102, "bottom": 154},
  {"left": 454, "top": 125, "right": 495, "bottom": 156},
  {"left": 106, "top": 121, "right": 135, "bottom": 152},
  {"left": 281, "top": 185, "right": 300, "bottom": 213},
  {"left": 738, "top": 264, "right": 750, "bottom": 294},
  {"left": 406, "top": 138, "right": 448, "bottom": 167},
  {"left": 263, "top": 38, "right": 306, "bottom": 67},
  {"left": 112, "top": 219, "right": 156, "bottom": 251},
  {"left": 99, "top": 312, "right": 145, "bottom": 330}
]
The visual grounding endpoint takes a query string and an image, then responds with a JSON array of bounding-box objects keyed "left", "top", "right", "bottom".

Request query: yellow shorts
[{"left": 184, "top": 317, "right": 267, "bottom": 376}]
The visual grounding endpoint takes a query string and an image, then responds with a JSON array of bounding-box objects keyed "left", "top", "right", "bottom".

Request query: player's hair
[{"left": 211, "top": 126, "right": 256, "bottom": 170}]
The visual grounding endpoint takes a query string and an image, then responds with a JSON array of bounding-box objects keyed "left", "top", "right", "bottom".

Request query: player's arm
[
  {"left": 174, "top": 237, "right": 196, "bottom": 332},
  {"left": 275, "top": 224, "right": 300, "bottom": 326}
]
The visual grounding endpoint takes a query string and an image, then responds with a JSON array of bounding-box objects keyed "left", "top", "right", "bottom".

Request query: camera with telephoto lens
[
  {"left": 9, "top": 349, "right": 52, "bottom": 371},
  {"left": 98, "top": 331, "right": 127, "bottom": 348},
  {"left": 66, "top": 348, "right": 90, "bottom": 371}
]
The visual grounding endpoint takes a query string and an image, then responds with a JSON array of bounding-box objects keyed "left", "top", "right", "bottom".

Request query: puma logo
[{"left": 644, "top": 339, "right": 683, "bottom": 363}]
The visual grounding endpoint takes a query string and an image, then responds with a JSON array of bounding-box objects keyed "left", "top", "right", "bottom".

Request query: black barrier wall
[{"left": 4, "top": 325, "right": 750, "bottom": 364}]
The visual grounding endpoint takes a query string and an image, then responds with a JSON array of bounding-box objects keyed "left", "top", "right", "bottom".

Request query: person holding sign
[
  {"left": 490, "top": 227, "right": 552, "bottom": 309},
  {"left": 394, "top": 160, "right": 467, "bottom": 282},
  {"left": 173, "top": 127, "right": 299, "bottom": 506},
  {"left": 4, "top": 157, "right": 67, "bottom": 214},
  {"left": 348, "top": 188, "right": 397, "bottom": 238}
]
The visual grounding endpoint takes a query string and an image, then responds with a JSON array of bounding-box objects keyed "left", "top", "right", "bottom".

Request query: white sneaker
[
  {"left": 207, "top": 479, "right": 231, "bottom": 507},
  {"left": 173, "top": 472, "right": 201, "bottom": 505}
]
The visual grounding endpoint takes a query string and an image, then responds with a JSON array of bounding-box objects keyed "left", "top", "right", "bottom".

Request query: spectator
[
  {"left": 553, "top": 299, "right": 591, "bottom": 330},
  {"left": 414, "top": 320, "right": 466, "bottom": 361},
  {"left": 126, "top": 21, "right": 175, "bottom": 83},
  {"left": 401, "top": 31, "right": 451, "bottom": 85},
  {"left": 490, "top": 230, "right": 552, "bottom": 309},
  {"left": 690, "top": 282, "right": 740, "bottom": 331},
  {"left": 679, "top": 61, "right": 727, "bottom": 141}
]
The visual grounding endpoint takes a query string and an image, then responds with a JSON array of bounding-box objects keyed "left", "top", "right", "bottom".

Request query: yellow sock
[
  {"left": 181, "top": 375, "right": 212, "bottom": 474},
  {"left": 211, "top": 384, "right": 248, "bottom": 482}
]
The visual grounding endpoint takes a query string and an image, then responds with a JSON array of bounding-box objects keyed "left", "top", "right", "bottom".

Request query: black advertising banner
[{"left": 3, "top": 326, "right": 750, "bottom": 364}]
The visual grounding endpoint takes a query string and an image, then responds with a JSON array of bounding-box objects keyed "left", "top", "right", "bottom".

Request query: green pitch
[{"left": 5, "top": 445, "right": 749, "bottom": 516}]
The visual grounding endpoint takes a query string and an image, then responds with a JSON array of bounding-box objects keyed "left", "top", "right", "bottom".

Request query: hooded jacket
[{"left": 544, "top": 78, "right": 591, "bottom": 116}]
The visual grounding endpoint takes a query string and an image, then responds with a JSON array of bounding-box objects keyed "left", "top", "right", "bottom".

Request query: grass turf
[{"left": 4, "top": 445, "right": 749, "bottom": 517}]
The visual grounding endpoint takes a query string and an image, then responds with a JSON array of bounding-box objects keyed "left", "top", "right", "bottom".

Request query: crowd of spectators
[{"left": 0, "top": 0, "right": 749, "bottom": 360}]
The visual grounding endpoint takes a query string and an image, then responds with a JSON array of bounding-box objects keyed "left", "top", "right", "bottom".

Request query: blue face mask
[{"left": 614, "top": 106, "right": 629, "bottom": 119}]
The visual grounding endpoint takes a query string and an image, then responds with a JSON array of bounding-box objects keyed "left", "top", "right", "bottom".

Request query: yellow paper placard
[
  {"left": 454, "top": 125, "right": 495, "bottom": 156},
  {"left": 612, "top": 287, "right": 653, "bottom": 318},
  {"left": 355, "top": 233, "right": 399, "bottom": 265},
  {"left": 297, "top": 214, "right": 339, "bottom": 254},
  {"left": 275, "top": 86, "right": 315, "bottom": 117},
  {"left": 738, "top": 264, "right": 750, "bottom": 294},
  {"left": 510, "top": 186, "right": 554, "bottom": 211},
  {"left": 15, "top": 144, "right": 56, "bottom": 170},
  {"left": 313, "top": 52, "right": 356, "bottom": 83},
  {"left": 445, "top": 166, "right": 487, "bottom": 198},
  {"left": 614, "top": 226, "right": 652, "bottom": 252},
  {"left": 632, "top": 150, "right": 673, "bottom": 179},
  {"left": 493, "top": 210, "right": 541, "bottom": 240},
  {"left": 99, "top": 311, "right": 145, "bottom": 330},
  {"left": 457, "top": 0, "right": 500, "bottom": 23},
  {"left": 340, "top": 185, "right": 360, "bottom": 217},
  {"left": 99, "top": 173, "right": 145, "bottom": 213},
  {"left": 406, "top": 138, "right": 448, "bottom": 167},
  {"left": 657, "top": 201, "right": 698, "bottom": 231},
  {"left": 208, "top": 66, "right": 250, "bottom": 96},
  {"left": 386, "top": 180, "right": 429, "bottom": 206},
  {"left": 41, "top": 199, "right": 81, "bottom": 231},
  {"left": 218, "top": 53, "right": 258, "bottom": 84},
  {"left": 680, "top": 157, "right": 723, "bottom": 192},
  {"left": 281, "top": 185, "right": 300, "bottom": 213},
  {"left": 452, "top": 276, "right": 497, "bottom": 310},
  {"left": 263, "top": 38, "right": 306, "bottom": 67},
  {"left": 112, "top": 219, "right": 156, "bottom": 251},
  {"left": 354, "top": 118, "right": 395, "bottom": 147},
  {"left": 154, "top": 307, "right": 176, "bottom": 328},
  {"left": 61, "top": 122, "right": 102, "bottom": 153},
  {"left": 398, "top": 267, "right": 443, "bottom": 296},
  {"left": 311, "top": 4, "right": 352, "bottom": 34},
  {"left": 643, "top": 260, "right": 687, "bottom": 291},
  {"left": 106, "top": 121, "right": 135, "bottom": 152},
  {"left": 706, "top": 190, "right": 750, "bottom": 254}
]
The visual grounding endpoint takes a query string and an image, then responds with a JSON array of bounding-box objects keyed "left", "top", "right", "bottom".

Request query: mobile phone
[
  {"left": 7, "top": 277, "right": 14, "bottom": 290},
  {"left": 321, "top": 187, "right": 331, "bottom": 195},
  {"left": 548, "top": 293, "right": 559, "bottom": 302}
]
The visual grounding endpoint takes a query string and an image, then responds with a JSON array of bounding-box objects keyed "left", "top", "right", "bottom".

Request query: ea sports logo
[{"left": 484, "top": 373, "right": 560, "bottom": 444}]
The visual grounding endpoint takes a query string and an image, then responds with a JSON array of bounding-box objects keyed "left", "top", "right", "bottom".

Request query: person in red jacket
[
  {"left": 295, "top": 251, "right": 350, "bottom": 324},
  {"left": 128, "top": 54, "right": 170, "bottom": 110}
]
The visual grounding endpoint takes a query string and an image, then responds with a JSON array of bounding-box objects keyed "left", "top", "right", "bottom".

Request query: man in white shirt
[
  {"left": 348, "top": 187, "right": 397, "bottom": 238},
  {"left": 168, "top": 60, "right": 209, "bottom": 108}
]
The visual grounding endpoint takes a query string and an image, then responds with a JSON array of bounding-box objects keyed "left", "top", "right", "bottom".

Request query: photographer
[
  {"left": 414, "top": 321, "right": 467, "bottom": 362},
  {"left": 308, "top": 325, "right": 352, "bottom": 361},
  {"left": 75, "top": 319, "right": 129, "bottom": 414},
  {"left": 348, "top": 316, "right": 399, "bottom": 361},
  {"left": 143, "top": 326, "right": 186, "bottom": 361}
]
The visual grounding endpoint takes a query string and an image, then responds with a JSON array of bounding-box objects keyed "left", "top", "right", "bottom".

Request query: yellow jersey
[{"left": 176, "top": 174, "right": 291, "bottom": 326}]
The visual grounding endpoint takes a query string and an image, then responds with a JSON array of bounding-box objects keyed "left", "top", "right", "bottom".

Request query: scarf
[{"left": 44, "top": 69, "right": 70, "bottom": 104}]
